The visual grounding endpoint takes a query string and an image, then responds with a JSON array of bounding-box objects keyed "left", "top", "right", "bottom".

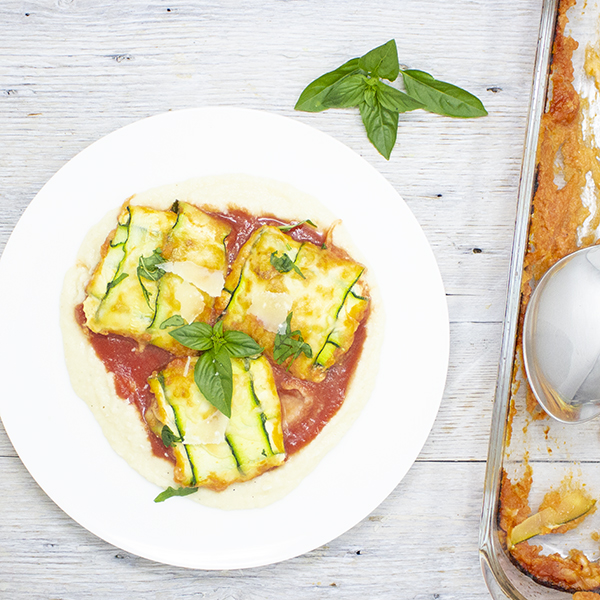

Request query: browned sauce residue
[
  {"left": 517, "top": 0, "right": 586, "bottom": 420},
  {"left": 500, "top": 468, "right": 600, "bottom": 592},
  {"left": 498, "top": 465, "right": 600, "bottom": 592},
  {"left": 499, "top": 467, "right": 533, "bottom": 539},
  {"left": 511, "top": 543, "right": 600, "bottom": 593}
]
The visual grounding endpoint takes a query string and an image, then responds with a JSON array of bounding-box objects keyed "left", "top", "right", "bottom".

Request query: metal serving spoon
[{"left": 523, "top": 245, "right": 600, "bottom": 423}]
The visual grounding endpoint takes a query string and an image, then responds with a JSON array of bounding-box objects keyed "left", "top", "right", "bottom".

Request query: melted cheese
[
  {"left": 182, "top": 409, "right": 229, "bottom": 445},
  {"left": 248, "top": 290, "right": 293, "bottom": 333},
  {"left": 173, "top": 278, "right": 206, "bottom": 324},
  {"left": 161, "top": 261, "right": 225, "bottom": 297}
]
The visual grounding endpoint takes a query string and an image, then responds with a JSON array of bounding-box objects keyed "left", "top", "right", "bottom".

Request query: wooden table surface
[{"left": 0, "top": 0, "right": 544, "bottom": 598}]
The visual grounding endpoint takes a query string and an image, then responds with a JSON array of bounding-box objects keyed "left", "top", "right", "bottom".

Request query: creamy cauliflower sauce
[{"left": 61, "top": 175, "right": 383, "bottom": 509}]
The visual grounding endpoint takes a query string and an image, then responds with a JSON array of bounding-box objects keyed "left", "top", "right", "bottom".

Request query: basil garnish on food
[
  {"left": 154, "top": 485, "right": 198, "bottom": 503},
  {"left": 105, "top": 272, "right": 128, "bottom": 294},
  {"left": 169, "top": 320, "right": 263, "bottom": 418},
  {"left": 159, "top": 314, "right": 187, "bottom": 330},
  {"left": 273, "top": 312, "right": 312, "bottom": 368},
  {"left": 138, "top": 248, "right": 166, "bottom": 281},
  {"left": 161, "top": 425, "right": 183, "bottom": 448},
  {"left": 270, "top": 251, "right": 305, "bottom": 279},
  {"left": 278, "top": 219, "right": 317, "bottom": 232},
  {"left": 194, "top": 346, "right": 233, "bottom": 418},
  {"left": 169, "top": 322, "right": 214, "bottom": 350},
  {"left": 295, "top": 39, "right": 487, "bottom": 159},
  {"left": 137, "top": 248, "right": 166, "bottom": 307}
]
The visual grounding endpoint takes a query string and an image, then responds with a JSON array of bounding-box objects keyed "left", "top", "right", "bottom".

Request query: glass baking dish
[{"left": 480, "top": 0, "right": 600, "bottom": 597}]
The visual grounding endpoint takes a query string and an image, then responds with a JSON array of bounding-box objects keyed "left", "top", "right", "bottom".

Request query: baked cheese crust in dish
[{"left": 61, "top": 175, "right": 384, "bottom": 509}]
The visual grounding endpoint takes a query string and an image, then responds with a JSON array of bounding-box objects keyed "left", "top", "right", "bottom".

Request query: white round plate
[{"left": 0, "top": 107, "right": 448, "bottom": 569}]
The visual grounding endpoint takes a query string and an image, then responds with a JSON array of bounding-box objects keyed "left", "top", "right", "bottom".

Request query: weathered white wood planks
[{"left": 0, "top": 456, "right": 490, "bottom": 599}]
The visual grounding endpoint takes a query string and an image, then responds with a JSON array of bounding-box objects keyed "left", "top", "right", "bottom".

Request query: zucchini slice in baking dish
[
  {"left": 148, "top": 355, "right": 286, "bottom": 490},
  {"left": 217, "top": 225, "right": 369, "bottom": 382},
  {"left": 83, "top": 202, "right": 231, "bottom": 354},
  {"left": 509, "top": 490, "right": 596, "bottom": 547}
]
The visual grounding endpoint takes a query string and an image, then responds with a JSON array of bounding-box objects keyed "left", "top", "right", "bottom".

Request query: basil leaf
[
  {"left": 159, "top": 315, "right": 186, "bottom": 330},
  {"left": 270, "top": 251, "right": 294, "bottom": 274},
  {"left": 375, "top": 81, "right": 424, "bottom": 113},
  {"left": 105, "top": 272, "right": 128, "bottom": 294},
  {"left": 273, "top": 312, "right": 313, "bottom": 367},
  {"left": 359, "top": 99, "right": 399, "bottom": 160},
  {"left": 212, "top": 345, "right": 233, "bottom": 403},
  {"left": 358, "top": 39, "right": 399, "bottom": 81},
  {"left": 209, "top": 320, "right": 226, "bottom": 354},
  {"left": 322, "top": 73, "right": 368, "bottom": 109},
  {"left": 169, "top": 322, "right": 262, "bottom": 416},
  {"left": 161, "top": 425, "right": 183, "bottom": 448},
  {"left": 138, "top": 248, "right": 166, "bottom": 281},
  {"left": 270, "top": 251, "right": 305, "bottom": 279},
  {"left": 213, "top": 319, "right": 224, "bottom": 338},
  {"left": 194, "top": 347, "right": 233, "bottom": 418},
  {"left": 154, "top": 486, "right": 198, "bottom": 503},
  {"left": 294, "top": 58, "right": 361, "bottom": 112},
  {"left": 137, "top": 249, "right": 166, "bottom": 308},
  {"left": 400, "top": 69, "right": 488, "bottom": 118},
  {"left": 364, "top": 85, "right": 377, "bottom": 108},
  {"left": 278, "top": 220, "right": 317, "bottom": 232},
  {"left": 169, "top": 322, "right": 214, "bottom": 351},
  {"left": 222, "top": 330, "right": 263, "bottom": 358}
]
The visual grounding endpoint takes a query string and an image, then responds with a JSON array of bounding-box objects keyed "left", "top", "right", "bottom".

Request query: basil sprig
[
  {"left": 169, "top": 321, "right": 263, "bottom": 418},
  {"left": 273, "top": 312, "right": 312, "bottom": 368},
  {"left": 295, "top": 39, "right": 487, "bottom": 159}
]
